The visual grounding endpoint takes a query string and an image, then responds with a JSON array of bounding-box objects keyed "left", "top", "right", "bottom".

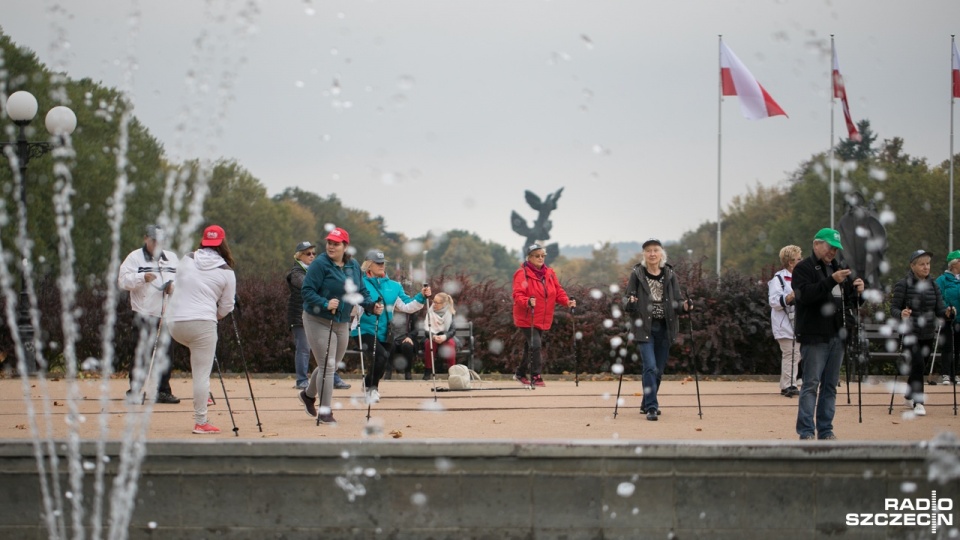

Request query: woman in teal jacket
[
  {"left": 935, "top": 250, "right": 960, "bottom": 385},
  {"left": 352, "top": 249, "right": 431, "bottom": 402},
  {"left": 298, "top": 228, "right": 379, "bottom": 425}
]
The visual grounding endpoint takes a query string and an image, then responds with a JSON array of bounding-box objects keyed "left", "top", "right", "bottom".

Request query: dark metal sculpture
[
  {"left": 510, "top": 188, "right": 563, "bottom": 265},
  {"left": 837, "top": 192, "right": 887, "bottom": 290}
]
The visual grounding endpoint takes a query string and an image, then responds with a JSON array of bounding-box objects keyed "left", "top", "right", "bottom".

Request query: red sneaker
[
  {"left": 192, "top": 423, "right": 220, "bottom": 435},
  {"left": 514, "top": 374, "right": 531, "bottom": 386},
  {"left": 532, "top": 375, "right": 545, "bottom": 387}
]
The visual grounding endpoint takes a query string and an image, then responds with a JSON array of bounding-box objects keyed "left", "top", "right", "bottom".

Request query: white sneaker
[
  {"left": 904, "top": 397, "right": 914, "bottom": 409},
  {"left": 913, "top": 403, "right": 926, "bottom": 416},
  {"left": 943, "top": 374, "right": 953, "bottom": 385},
  {"left": 365, "top": 388, "right": 380, "bottom": 404}
]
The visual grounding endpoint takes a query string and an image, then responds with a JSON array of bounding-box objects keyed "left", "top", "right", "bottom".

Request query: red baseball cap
[
  {"left": 325, "top": 227, "right": 350, "bottom": 244},
  {"left": 200, "top": 225, "right": 226, "bottom": 247}
]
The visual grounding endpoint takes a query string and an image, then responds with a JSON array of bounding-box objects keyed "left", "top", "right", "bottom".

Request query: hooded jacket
[
  {"left": 168, "top": 249, "right": 235, "bottom": 322},
  {"left": 891, "top": 270, "right": 946, "bottom": 340},
  {"left": 301, "top": 253, "right": 375, "bottom": 323},
  {"left": 352, "top": 274, "right": 426, "bottom": 342},
  {"left": 624, "top": 263, "right": 684, "bottom": 343},
  {"left": 512, "top": 263, "right": 570, "bottom": 330},
  {"left": 935, "top": 271, "right": 960, "bottom": 311}
]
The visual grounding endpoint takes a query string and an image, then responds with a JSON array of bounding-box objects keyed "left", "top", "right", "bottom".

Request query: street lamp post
[{"left": 1, "top": 90, "right": 77, "bottom": 373}]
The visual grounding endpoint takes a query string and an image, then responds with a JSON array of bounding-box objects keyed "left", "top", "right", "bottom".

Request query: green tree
[
  {"left": 201, "top": 160, "right": 292, "bottom": 277},
  {"left": 836, "top": 119, "right": 878, "bottom": 162}
]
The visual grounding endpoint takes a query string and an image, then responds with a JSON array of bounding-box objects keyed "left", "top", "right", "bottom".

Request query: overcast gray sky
[{"left": 5, "top": 0, "right": 959, "bottom": 254}]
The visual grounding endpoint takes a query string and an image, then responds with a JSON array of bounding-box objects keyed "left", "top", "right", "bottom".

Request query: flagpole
[
  {"left": 716, "top": 34, "right": 723, "bottom": 278},
  {"left": 951, "top": 35, "right": 956, "bottom": 252},
  {"left": 830, "top": 34, "right": 836, "bottom": 229}
]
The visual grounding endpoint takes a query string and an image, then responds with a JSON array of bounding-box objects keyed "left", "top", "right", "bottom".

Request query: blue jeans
[
  {"left": 292, "top": 325, "right": 310, "bottom": 388},
  {"left": 639, "top": 319, "right": 670, "bottom": 412},
  {"left": 796, "top": 337, "right": 844, "bottom": 439}
]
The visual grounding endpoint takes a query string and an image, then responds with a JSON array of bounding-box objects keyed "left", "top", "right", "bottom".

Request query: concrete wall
[{"left": 1, "top": 440, "right": 957, "bottom": 539}]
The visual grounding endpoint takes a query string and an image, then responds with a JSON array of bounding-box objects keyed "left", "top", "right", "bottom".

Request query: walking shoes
[
  {"left": 155, "top": 392, "right": 181, "bottom": 404},
  {"left": 192, "top": 423, "right": 220, "bottom": 435},
  {"left": 298, "top": 391, "right": 317, "bottom": 417}
]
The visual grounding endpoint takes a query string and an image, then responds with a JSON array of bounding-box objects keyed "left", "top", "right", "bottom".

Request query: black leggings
[
  {"left": 518, "top": 327, "right": 548, "bottom": 376},
  {"left": 359, "top": 334, "right": 391, "bottom": 389}
]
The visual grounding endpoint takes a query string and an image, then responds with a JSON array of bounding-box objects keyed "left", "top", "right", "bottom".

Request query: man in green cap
[
  {"left": 792, "top": 227, "right": 864, "bottom": 440},
  {"left": 935, "top": 250, "right": 960, "bottom": 386}
]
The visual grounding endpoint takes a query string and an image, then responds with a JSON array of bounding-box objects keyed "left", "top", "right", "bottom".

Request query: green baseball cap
[
  {"left": 947, "top": 250, "right": 960, "bottom": 263},
  {"left": 813, "top": 228, "right": 843, "bottom": 250}
]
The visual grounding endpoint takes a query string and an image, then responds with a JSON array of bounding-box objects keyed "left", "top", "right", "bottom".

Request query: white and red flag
[
  {"left": 719, "top": 41, "right": 787, "bottom": 120},
  {"left": 952, "top": 39, "right": 960, "bottom": 99},
  {"left": 832, "top": 48, "right": 861, "bottom": 142}
]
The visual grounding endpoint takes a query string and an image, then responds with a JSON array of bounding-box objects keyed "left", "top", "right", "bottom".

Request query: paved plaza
[{"left": 2, "top": 375, "right": 958, "bottom": 442}]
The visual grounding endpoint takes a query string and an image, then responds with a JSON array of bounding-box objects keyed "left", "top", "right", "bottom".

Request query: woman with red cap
[
  {"left": 512, "top": 243, "right": 575, "bottom": 387},
  {"left": 168, "top": 225, "right": 236, "bottom": 435},
  {"left": 297, "top": 227, "right": 380, "bottom": 425}
]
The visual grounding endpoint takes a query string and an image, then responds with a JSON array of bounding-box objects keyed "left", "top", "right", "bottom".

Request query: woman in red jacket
[{"left": 512, "top": 244, "right": 576, "bottom": 387}]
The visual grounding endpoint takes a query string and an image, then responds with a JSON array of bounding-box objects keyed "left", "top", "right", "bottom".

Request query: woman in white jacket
[
  {"left": 768, "top": 245, "right": 802, "bottom": 398},
  {"left": 168, "top": 225, "right": 236, "bottom": 434}
]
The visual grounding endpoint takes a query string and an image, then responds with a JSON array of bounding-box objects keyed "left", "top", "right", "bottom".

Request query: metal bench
[{"left": 341, "top": 320, "right": 477, "bottom": 372}]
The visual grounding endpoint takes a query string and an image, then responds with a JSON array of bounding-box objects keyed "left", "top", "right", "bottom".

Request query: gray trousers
[
  {"left": 168, "top": 319, "right": 217, "bottom": 425},
  {"left": 303, "top": 313, "right": 349, "bottom": 411}
]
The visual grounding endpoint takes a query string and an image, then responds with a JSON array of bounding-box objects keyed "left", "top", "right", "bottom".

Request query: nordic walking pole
[
  {"left": 355, "top": 310, "right": 367, "bottom": 404},
  {"left": 888, "top": 334, "right": 904, "bottom": 415},
  {"left": 612, "top": 360, "right": 625, "bottom": 419},
  {"left": 426, "top": 306, "right": 439, "bottom": 401},
  {"left": 141, "top": 293, "right": 168, "bottom": 405},
  {"left": 316, "top": 320, "right": 336, "bottom": 426},
  {"left": 367, "top": 309, "right": 380, "bottom": 421},
  {"left": 230, "top": 308, "right": 262, "bottom": 432},
  {"left": 570, "top": 298, "right": 579, "bottom": 387},
  {"left": 682, "top": 294, "right": 703, "bottom": 419},
  {"left": 213, "top": 355, "right": 238, "bottom": 437},
  {"left": 928, "top": 324, "right": 942, "bottom": 384}
]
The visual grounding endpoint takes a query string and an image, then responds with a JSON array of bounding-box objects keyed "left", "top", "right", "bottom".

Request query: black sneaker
[
  {"left": 646, "top": 408, "right": 659, "bottom": 421},
  {"left": 155, "top": 392, "right": 181, "bottom": 404},
  {"left": 787, "top": 386, "right": 800, "bottom": 397},
  {"left": 298, "top": 391, "right": 317, "bottom": 417},
  {"left": 334, "top": 380, "right": 351, "bottom": 390},
  {"left": 639, "top": 407, "right": 662, "bottom": 416}
]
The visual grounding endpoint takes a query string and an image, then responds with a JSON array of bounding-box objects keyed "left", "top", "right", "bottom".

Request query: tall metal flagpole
[
  {"left": 830, "top": 35, "right": 836, "bottom": 229},
  {"left": 951, "top": 35, "right": 956, "bottom": 252},
  {"left": 717, "top": 34, "right": 723, "bottom": 278}
]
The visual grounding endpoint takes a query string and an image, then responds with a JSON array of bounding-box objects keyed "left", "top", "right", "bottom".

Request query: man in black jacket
[{"left": 792, "top": 228, "right": 864, "bottom": 440}]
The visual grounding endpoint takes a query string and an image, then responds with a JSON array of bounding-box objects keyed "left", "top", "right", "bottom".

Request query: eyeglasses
[
  {"left": 304, "top": 252, "right": 316, "bottom": 257},
  {"left": 371, "top": 261, "right": 385, "bottom": 266},
  {"left": 530, "top": 253, "right": 545, "bottom": 259}
]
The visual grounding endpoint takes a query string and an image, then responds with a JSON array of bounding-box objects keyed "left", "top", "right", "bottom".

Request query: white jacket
[
  {"left": 768, "top": 268, "right": 795, "bottom": 340},
  {"left": 168, "top": 249, "right": 236, "bottom": 323},
  {"left": 118, "top": 245, "right": 178, "bottom": 318}
]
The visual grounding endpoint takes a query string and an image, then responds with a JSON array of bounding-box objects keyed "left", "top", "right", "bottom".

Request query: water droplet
[
  {"left": 611, "top": 363, "right": 624, "bottom": 375},
  {"left": 900, "top": 481, "right": 917, "bottom": 493},
  {"left": 616, "top": 482, "right": 635, "bottom": 497},
  {"left": 397, "top": 75, "right": 415, "bottom": 91},
  {"left": 147, "top": 521, "right": 158, "bottom": 529}
]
